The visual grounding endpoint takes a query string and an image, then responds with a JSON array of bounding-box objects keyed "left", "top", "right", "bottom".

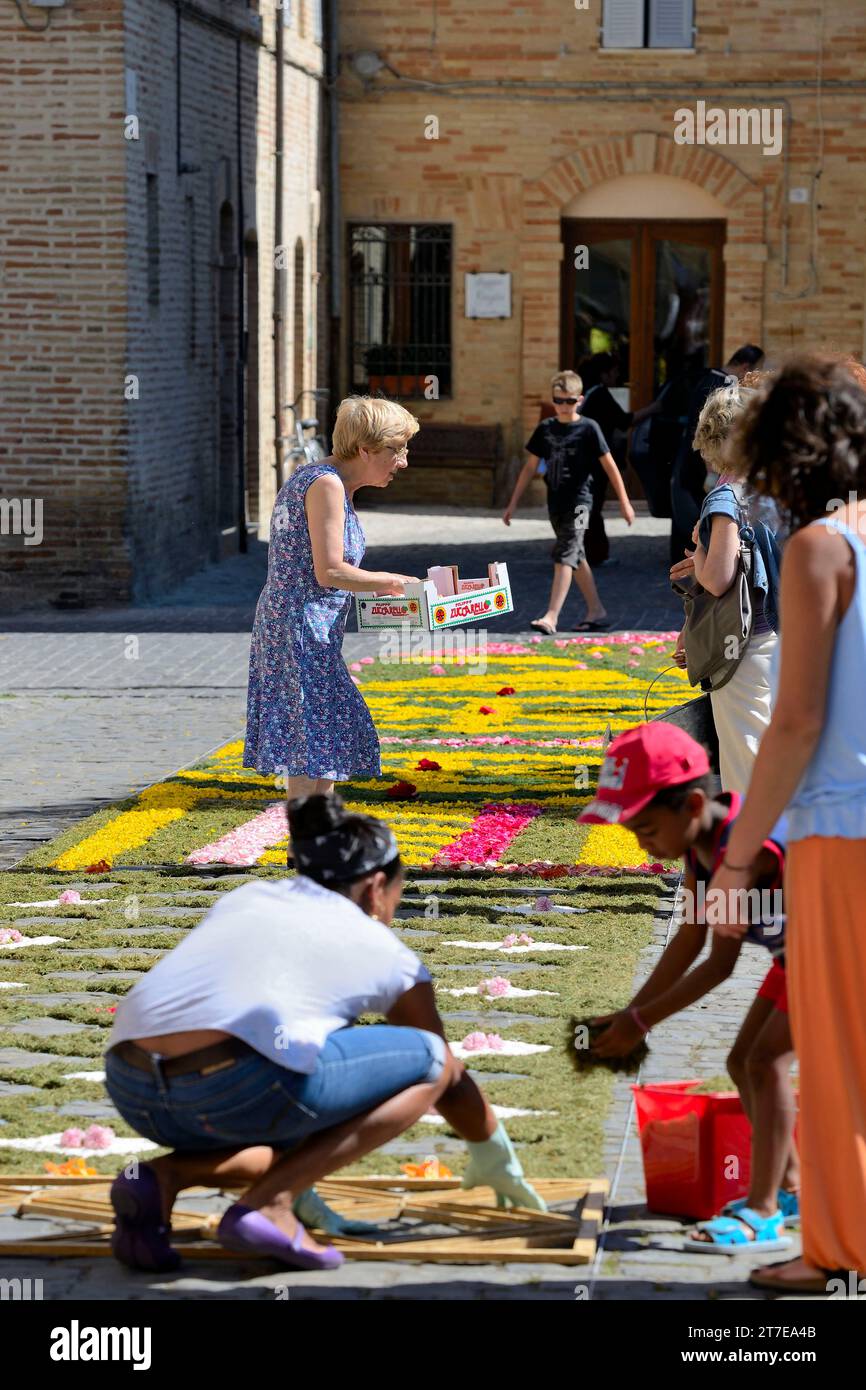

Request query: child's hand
[
  {"left": 673, "top": 629, "right": 687, "bottom": 669},
  {"left": 591, "top": 1009, "right": 644, "bottom": 1058},
  {"left": 620, "top": 500, "right": 635, "bottom": 527}
]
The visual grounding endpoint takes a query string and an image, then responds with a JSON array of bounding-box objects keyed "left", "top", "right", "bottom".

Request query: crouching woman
[{"left": 104, "top": 794, "right": 543, "bottom": 1272}]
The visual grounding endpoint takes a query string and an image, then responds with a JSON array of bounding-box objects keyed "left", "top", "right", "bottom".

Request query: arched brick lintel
[{"left": 521, "top": 132, "right": 766, "bottom": 423}]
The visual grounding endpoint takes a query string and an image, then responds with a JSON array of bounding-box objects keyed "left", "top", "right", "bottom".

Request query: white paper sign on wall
[{"left": 465, "top": 272, "right": 512, "bottom": 319}]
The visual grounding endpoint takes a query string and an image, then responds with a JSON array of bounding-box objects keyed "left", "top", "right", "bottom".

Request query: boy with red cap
[{"left": 579, "top": 721, "right": 799, "bottom": 1253}]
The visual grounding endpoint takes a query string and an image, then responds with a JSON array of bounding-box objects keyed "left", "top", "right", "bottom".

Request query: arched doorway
[
  {"left": 561, "top": 174, "right": 729, "bottom": 409},
  {"left": 521, "top": 134, "right": 764, "bottom": 443}
]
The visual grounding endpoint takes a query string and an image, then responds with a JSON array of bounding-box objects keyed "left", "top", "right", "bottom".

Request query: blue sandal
[
  {"left": 777, "top": 1189, "right": 800, "bottom": 1220},
  {"left": 684, "top": 1207, "right": 792, "bottom": 1254},
  {"left": 721, "top": 1190, "right": 800, "bottom": 1221}
]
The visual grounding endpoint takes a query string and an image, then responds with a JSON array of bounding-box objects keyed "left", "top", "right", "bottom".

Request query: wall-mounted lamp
[{"left": 348, "top": 50, "right": 400, "bottom": 84}]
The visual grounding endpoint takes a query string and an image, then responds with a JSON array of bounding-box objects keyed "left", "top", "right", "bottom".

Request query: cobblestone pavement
[
  {"left": 0, "top": 510, "right": 794, "bottom": 1299},
  {"left": 0, "top": 506, "right": 684, "bottom": 635}
]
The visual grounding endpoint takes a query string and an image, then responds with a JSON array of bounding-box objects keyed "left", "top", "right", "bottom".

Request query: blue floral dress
[{"left": 244, "top": 462, "right": 381, "bottom": 779}]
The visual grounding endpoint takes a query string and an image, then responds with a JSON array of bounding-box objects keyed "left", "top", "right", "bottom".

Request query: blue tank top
[{"left": 773, "top": 517, "right": 866, "bottom": 840}]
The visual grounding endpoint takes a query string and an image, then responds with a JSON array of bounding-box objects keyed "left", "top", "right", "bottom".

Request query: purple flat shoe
[
  {"left": 217, "top": 1203, "right": 344, "bottom": 1271},
  {"left": 110, "top": 1163, "right": 181, "bottom": 1273}
]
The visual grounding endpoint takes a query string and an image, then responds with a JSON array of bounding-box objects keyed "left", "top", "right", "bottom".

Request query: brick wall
[
  {"left": 123, "top": 0, "right": 324, "bottom": 599},
  {"left": 337, "top": 0, "right": 866, "bottom": 503},
  {"left": 0, "top": 0, "right": 324, "bottom": 607},
  {"left": 0, "top": 0, "right": 129, "bottom": 608}
]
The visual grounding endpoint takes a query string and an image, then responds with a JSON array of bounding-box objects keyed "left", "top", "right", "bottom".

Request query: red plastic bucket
[{"left": 632, "top": 1080, "right": 752, "bottom": 1221}]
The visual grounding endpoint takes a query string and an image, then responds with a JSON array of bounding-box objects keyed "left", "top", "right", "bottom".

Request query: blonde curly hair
[{"left": 692, "top": 383, "right": 753, "bottom": 472}]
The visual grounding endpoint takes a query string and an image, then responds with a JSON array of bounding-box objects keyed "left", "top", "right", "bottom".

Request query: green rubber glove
[
  {"left": 293, "top": 1186, "right": 382, "bottom": 1236},
  {"left": 461, "top": 1122, "right": 547, "bottom": 1211}
]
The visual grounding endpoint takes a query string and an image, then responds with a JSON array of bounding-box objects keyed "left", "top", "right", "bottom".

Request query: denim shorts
[{"left": 105, "top": 1025, "right": 447, "bottom": 1153}]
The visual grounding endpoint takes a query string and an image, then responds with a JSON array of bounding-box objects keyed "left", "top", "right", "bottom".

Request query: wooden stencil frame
[{"left": 0, "top": 1175, "right": 607, "bottom": 1266}]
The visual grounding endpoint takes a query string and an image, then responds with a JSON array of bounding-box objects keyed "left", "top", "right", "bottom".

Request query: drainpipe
[
  {"left": 326, "top": 0, "right": 341, "bottom": 411},
  {"left": 236, "top": 37, "right": 247, "bottom": 552},
  {"left": 273, "top": 5, "right": 286, "bottom": 486}
]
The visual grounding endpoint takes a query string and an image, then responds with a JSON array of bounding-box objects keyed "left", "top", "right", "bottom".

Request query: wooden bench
[{"left": 363, "top": 423, "right": 504, "bottom": 508}]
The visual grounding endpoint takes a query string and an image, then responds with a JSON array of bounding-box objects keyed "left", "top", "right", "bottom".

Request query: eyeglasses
[
  {"left": 552, "top": 396, "right": 579, "bottom": 406},
  {"left": 387, "top": 444, "right": 409, "bottom": 461}
]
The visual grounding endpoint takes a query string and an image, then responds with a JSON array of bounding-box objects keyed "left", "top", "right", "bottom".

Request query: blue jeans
[{"left": 105, "top": 1026, "right": 447, "bottom": 1153}]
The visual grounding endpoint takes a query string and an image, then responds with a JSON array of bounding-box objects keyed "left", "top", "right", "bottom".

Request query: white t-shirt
[{"left": 109, "top": 876, "right": 431, "bottom": 1074}]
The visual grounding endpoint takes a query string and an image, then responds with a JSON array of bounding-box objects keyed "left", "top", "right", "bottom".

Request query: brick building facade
[
  {"left": 4, "top": 1, "right": 866, "bottom": 601},
  {"left": 336, "top": 0, "right": 866, "bottom": 506},
  {"left": 1, "top": 0, "right": 324, "bottom": 607}
]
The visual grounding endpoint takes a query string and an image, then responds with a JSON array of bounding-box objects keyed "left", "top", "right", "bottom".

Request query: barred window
[{"left": 348, "top": 223, "right": 452, "bottom": 399}]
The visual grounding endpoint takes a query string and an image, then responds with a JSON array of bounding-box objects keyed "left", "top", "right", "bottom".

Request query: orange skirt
[{"left": 786, "top": 837, "right": 866, "bottom": 1272}]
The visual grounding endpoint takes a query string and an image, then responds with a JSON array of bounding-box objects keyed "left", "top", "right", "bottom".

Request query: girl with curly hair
[{"left": 708, "top": 353, "right": 866, "bottom": 1293}]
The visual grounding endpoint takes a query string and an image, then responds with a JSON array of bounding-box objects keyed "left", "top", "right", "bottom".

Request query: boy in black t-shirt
[{"left": 503, "top": 369, "right": 634, "bottom": 633}]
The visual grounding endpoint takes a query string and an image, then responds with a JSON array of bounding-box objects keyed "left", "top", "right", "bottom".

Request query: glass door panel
[
  {"left": 571, "top": 238, "right": 633, "bottom": 377},
  {"left": 652, "top": 239, "right": 713, "bottom": 392},
  {"left": 562, "top": 218, "right": 725, "bottom": 410}
]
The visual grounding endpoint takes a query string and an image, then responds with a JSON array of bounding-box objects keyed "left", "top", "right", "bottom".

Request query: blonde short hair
[
  {"left": 551, "top": 370, "right": 583, "bottom": 397},
  {"left": 692, "top": 384, "right": 753, "bottom": 469},
  {"left": 332, "top": 396, "right": 420, "bottom": 462}
]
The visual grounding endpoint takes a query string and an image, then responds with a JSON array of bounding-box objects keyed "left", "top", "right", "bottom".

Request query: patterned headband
[{"left": 292, "top": 824, "right": 400, "bottom": 884}]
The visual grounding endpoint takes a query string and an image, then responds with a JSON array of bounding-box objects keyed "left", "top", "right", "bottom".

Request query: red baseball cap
[{"left": 578, "top": 722, "right": 711, "bottom": 825}]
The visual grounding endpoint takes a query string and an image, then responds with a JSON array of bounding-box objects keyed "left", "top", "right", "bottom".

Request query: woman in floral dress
[{"left": 244, "top": 396, "right": 420, "bottom": 798}]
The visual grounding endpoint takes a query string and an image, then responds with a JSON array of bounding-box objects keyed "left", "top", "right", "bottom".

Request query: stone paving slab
[
  {"left": 6, "top": 1018, "right": 89, "bottom": 1036},
  {"left": 0, "top": 1049, "right": 94, "bottom": 1069}
]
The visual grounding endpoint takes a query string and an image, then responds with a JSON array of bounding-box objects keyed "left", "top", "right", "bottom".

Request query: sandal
[
  {"left": 575, "top": 619, "right": 611, "bottom": 632},
  {"left": 530, "top": 618, "right": 557, "bottom": 636},
  {"left": 777, "top": 1188, "right": 800, "bottom": 1220},
  {"left": 683, "top": 1207, "right": 792, "bottom": 1254},
  {"left": 722, "top": 1190, "right": 799, "bottom": 1221}
]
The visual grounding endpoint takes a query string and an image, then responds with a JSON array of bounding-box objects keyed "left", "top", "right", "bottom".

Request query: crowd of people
[
  {"left": 102, "top": 357, "right": 865, "bottom": 1294},
  {"left": 583, "top": 351, "right": 866, "bottom": 1292}
]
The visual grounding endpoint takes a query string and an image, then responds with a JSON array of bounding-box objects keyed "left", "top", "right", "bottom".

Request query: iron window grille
[{"left": 348, "top": 223, "right": 452, "bottom": 399}]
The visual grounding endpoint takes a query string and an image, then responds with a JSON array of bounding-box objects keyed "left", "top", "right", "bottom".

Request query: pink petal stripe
[
  {"left": 186, "top": 802, "right": 288, "bottom": 866},
  {"left": 433, "top": 802, "right": 543, "bottom": 868}
]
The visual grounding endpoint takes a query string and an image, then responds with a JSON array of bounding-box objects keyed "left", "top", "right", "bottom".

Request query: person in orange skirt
[{"left": 709, "top": 353, "right": 866, "bottom": 1294}]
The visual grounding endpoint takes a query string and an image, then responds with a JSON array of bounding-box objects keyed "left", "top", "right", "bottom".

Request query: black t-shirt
[
  {"left": 579, "top": 385, "right": 633, "bottom": 443},
  {"left": 525, "top": 417, "right": 609, "bottom": 510}
]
